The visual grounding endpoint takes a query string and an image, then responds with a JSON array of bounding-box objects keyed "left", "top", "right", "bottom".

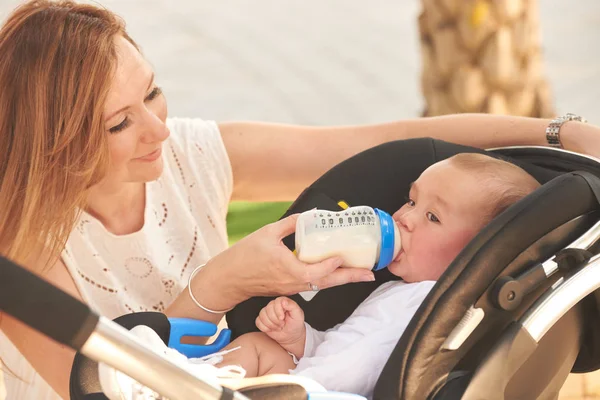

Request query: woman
[{"left": 0, "top": 1, "right": 598, "bottom": 399}]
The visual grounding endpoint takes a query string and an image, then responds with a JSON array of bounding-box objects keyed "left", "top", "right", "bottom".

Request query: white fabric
[
  {"left": 98, "top": 326, "right": 330, "bottom": 400},
  {"left": 291, "top": 280, "right": 436, "bottom": 399},
  {"left": 98, "top": 325, "right": 245, "bottom": 400},
  {"left": 0, "top": 118, "right": 233, "bottom": 400}
]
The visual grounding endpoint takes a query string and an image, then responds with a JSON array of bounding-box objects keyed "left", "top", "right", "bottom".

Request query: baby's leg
[{"left": 217, "top": 332, "right": 296, "bottom": 377}]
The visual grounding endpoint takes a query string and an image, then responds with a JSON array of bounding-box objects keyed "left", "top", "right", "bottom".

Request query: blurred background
[
  {"left": 2, "top": 0, "right": 600, "bottom": 246},
  {"left": 1, "top": 1, "right": 600, "bottom": 397}
]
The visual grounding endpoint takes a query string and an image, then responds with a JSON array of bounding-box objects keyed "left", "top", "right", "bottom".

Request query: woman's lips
[{"left": 136, "top": 148, "right": 161, "bottom": 162}]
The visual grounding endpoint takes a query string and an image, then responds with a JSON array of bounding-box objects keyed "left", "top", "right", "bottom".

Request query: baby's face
[{"left": 388, "top": 160, "right": 490, "bottom": 282}]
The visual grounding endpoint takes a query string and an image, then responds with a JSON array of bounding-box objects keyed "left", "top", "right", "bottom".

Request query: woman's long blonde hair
[{"left": 0, "top": 0, "right": 137, "bottom": 268}]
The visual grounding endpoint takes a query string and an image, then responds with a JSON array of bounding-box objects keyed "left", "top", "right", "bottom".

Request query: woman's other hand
[{"left": 561, "top": 120, "right": 600, "bottom": 159}]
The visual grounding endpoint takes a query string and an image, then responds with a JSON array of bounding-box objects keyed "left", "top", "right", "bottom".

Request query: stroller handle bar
[
  {"left": 565, "top": 219, "right": 600, "bottom": 254},
  {"left": 0, "top": 255, "right": 98, "bottom": 349},
  {"left": 82, "top": 316, "right": 250, "bottom": 400},
  {"left": 522, "top": 252, "right": 600, "bottom": 342},
  {"left": 0, "top": 256, "right": 249, "bottom": 400}
]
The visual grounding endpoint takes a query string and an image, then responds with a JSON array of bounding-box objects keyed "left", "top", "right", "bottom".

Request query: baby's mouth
[{"left": 394, "top": 249, "right": 404, "bottom": 262}]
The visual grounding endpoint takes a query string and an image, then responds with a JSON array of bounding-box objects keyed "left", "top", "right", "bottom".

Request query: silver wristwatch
[{"left": 546, "top": 113, "right": 587, "bottom": 148}]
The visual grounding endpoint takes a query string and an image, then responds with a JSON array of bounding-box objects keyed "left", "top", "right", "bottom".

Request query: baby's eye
[
  {"left": 426, "top": 212, "right": 440, "bottom": 223},
  {"left": 405, "top": 197, "right": 415, "bottom": 207}
]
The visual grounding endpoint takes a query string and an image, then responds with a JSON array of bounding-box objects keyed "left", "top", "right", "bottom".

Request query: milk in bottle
[{"left": 295, "top": 206, "right": 401, "bottom": 271}]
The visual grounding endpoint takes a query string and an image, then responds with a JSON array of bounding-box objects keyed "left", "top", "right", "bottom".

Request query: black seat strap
[{"left": 573, "top": 171, "right": 600, "bottom": 205}]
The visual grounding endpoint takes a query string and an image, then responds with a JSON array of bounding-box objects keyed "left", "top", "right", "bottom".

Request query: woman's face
[{"left": 102, "top": 36, "right": 169, "bottom": 185}]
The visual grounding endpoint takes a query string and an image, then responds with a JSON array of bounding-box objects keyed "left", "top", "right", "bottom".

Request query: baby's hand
[{"left": 256, "top": 297, "right": 306, "bottom": 357}]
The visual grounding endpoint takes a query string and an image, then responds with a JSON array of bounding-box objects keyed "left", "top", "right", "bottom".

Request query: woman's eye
[
  {"left": 427, "top": 212, "right": 440, "bottom": 223},
  {"left": 107, "top": 87, "right": 162, "bottom": 134},
  {"left": 109, "top": 117, "right": 130, "bottom": 134},
  {"left": 145, "top": 86, "right": 162, "bottom": 101}
]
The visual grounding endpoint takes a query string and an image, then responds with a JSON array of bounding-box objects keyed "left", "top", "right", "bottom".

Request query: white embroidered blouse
[{"left": 0, "top": 117, "right": 233, "bottom": 399}]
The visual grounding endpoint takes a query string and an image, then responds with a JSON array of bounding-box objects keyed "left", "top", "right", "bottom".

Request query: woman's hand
[
  {"left": 168, "top": 213, "right": 374, "bottom": 326},
  {"left": 196, "top": 214, "right": 376, "bottom": 310}
]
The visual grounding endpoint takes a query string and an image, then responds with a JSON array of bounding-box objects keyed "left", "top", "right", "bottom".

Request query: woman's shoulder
[
  {"left": 165, "top": 117, "right": 220, "bottom": 148},
  {"left": 164, "top": 117, "right": 229, "bottom": 167},
  {"left": 163, "top": 115, "right": 231, "bottom": 172},
  {"left": 159, "top": 117, "right": 232, "bottom": 217}
]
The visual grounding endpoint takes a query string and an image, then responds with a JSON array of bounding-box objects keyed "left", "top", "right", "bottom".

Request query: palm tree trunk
[{"left": 419, "top": 0, "right": 554, "bottom": 117}]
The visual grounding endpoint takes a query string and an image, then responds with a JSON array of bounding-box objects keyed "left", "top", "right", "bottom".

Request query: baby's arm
[
  {"left": 255, "top": 297, "right": 306, "bottom": 358},
  {"left": 216, "top": 332, "right": 296, "bottom": 377},
  {"left": 291, "top": 281, "right": 436, "bottom": 398}
]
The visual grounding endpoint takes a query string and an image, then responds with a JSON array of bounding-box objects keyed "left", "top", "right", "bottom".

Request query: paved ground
[
  {"left": 1, "top": 1, "right": 600, "bottom": 399},
  {"left": 1, "top": 0, "right": 600, "bottom": 125}
]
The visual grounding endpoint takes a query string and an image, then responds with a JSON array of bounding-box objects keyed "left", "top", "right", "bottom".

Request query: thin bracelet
[{"left": 187, "top": 263, "right": 234, "bottom": 314}]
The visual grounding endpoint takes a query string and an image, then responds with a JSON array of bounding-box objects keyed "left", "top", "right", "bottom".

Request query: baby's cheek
[
  {"left": 426, "top": 231, "right": 477, "bottom": 273},
  {"left": 439, "top": 230, "right": 478, "bottom": 262},
  {"left": 424, "top": 246, "right": 455, "bottom": 273}
]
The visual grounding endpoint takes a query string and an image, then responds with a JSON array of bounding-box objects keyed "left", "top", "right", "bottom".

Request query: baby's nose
[{"left": 394, "top": 208, "right": 415, "bottom": 231}]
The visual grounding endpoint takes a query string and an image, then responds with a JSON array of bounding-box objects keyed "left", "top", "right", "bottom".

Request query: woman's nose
[{"left": 140, "top": 112, "right": 169, "bottom": 144}]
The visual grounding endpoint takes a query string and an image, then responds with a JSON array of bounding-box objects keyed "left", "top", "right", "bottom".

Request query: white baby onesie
[{"left": 291, "top": 280, "right": 436, "bottom": 399}]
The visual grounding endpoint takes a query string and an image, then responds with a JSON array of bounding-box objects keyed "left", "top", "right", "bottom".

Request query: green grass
[{"left": 226, "top": 201, "right": 292, "bottom": 244}]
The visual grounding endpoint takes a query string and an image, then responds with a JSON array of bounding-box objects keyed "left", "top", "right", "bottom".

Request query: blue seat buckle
[{"left": 167, "top": 317, "right": 231, "bottom": 358}]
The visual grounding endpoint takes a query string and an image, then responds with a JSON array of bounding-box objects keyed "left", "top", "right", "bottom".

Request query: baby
[{"left": 213, "top": 152, "right": 541, "bottom": 398}]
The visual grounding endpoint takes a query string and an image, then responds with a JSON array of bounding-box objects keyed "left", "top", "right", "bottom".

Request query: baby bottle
[{"left": 295, "top": 206, "right": 401, "bottom": 271}]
